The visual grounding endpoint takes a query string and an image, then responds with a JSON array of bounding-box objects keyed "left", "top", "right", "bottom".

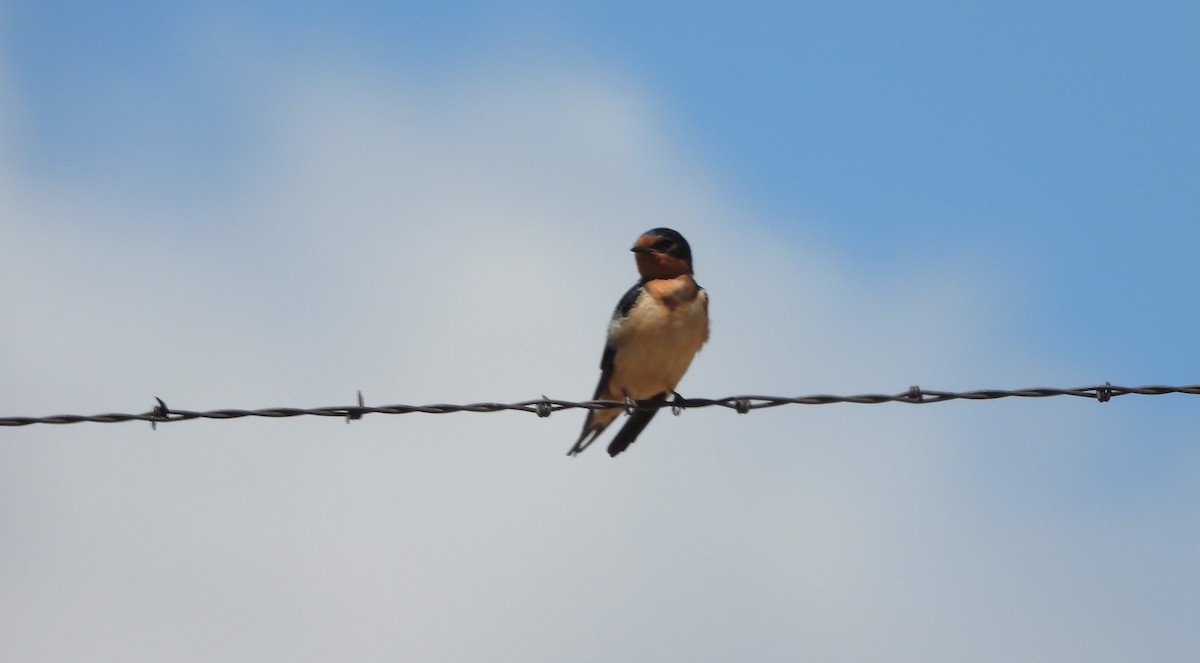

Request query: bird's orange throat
[
  {"left": 635, "top": 251, "right": 692, "bottom": 280},
  {"left": 643, "top": 274, "right": 701, "bottom": 311}
]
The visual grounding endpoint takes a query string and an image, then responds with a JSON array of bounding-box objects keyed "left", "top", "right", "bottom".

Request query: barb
[{"left": 2, "top": 383, "right": 1198, "bottom": 428}]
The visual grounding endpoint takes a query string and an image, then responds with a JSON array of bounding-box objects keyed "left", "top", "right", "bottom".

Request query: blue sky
[
  {"left": 2, "top": 2, "right": 1198, "bottom": 661},
  {"left": 9, "top": 1, "right": 1198, "bottom": 373}
]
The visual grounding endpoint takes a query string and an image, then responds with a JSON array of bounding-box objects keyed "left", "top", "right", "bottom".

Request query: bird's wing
[{"left": 592, "top": 280, "right": 645, "bottom": 398}]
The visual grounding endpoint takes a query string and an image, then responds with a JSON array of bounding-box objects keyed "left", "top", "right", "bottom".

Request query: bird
[{"left": 568, "top": 228, "right": 709, "bottom": 457}]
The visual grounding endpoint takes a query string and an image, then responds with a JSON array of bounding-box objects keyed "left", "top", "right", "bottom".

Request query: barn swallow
[{"left": 568, "top": 228, "right": 709, "bottom": 457}]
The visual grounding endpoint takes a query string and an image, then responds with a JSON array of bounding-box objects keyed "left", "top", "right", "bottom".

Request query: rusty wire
[{"left": 2, "top": 383, "right": 1198, "bottom": 428}]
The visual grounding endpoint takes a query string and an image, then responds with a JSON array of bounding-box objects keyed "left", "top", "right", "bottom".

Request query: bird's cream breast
[{"left": 605, "top": 276, "right": 709, "bottom": 400}]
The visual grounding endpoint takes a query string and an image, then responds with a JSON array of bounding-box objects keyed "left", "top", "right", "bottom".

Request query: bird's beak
[{"left": 631, "top": 245, "right": 654, "bottom": 254}]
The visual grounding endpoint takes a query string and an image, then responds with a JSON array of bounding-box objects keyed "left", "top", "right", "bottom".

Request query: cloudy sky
[{"left": 2, "top": 2, "right": 1197, "bottom": 661}]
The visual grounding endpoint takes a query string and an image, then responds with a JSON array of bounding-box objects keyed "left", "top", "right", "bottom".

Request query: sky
[{"left": 1, "top": 2, "right": 1198, "bottom": 661}]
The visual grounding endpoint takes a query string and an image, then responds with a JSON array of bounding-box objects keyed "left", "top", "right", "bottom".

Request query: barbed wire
[{"left": 2, "top": 383, "right": 1197, "bottom": 429}]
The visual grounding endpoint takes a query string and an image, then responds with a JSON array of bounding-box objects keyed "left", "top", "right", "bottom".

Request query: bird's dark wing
[
  {"left": 569, "top": 281, "right": 647, "bottom": 456},
  {"left": 591, "top": 281, "right": 645, "bottom": 398}
]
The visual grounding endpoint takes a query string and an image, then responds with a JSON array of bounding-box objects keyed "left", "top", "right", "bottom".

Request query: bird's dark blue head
[{"left": 631, "top": 227, "right": 694, "bottom": 278}]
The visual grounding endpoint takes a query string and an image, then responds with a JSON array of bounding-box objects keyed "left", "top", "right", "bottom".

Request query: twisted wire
[{"left": 2, "top": 383, "right": 1197, "bottom": 428}]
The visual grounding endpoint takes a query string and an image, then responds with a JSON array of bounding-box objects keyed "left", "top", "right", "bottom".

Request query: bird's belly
[{"left": 608, "top": 296, "right": 707, "bottom": 399}]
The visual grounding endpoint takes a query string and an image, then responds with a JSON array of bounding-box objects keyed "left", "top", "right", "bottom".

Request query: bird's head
[{"left": 630, "top": 228, "right": 694, "bottom": 279}]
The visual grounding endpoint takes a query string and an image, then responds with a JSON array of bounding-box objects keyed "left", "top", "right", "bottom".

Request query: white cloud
[{"left": 2, "top": 49, "right": 1197, "bottom": 663}]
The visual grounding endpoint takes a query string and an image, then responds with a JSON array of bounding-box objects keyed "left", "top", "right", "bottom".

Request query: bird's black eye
[{"left": 652, "top": 237, "right": 674, "bottom": 251}]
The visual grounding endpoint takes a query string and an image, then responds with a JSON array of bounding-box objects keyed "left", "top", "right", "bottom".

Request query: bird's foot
[{"left": 670, "top": 391, "right": 686, "bottom": 416}]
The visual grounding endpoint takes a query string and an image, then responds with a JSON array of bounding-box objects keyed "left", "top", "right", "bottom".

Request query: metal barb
[
  {"left": 1096, "top": 381, "right": 1113, "bottom": 403},
  {"left": 535, "top": 396, "right": 552, "bottom": 418},
  {"left": 150, "top": 397, "right": 169, "bottom": 430},
  {"left": 346, "top": 390, "right": 367, "bottom": 423}
]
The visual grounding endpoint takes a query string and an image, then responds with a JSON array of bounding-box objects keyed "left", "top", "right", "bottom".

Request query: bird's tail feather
[
  {"left": 606, "top": 393, "right": 665, "bottom": 457},
  {"left": 567, "top": 427, "right": 602, "bottom": 456},
  {"left": 567, "top": 406, "right": 623, "bottom": 456}
]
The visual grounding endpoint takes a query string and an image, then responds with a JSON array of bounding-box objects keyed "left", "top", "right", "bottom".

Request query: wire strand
[{"left": 2, "top": 383, "right": 1197, "bottom": 428}]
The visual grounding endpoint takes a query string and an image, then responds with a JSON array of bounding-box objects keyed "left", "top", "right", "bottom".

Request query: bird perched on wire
[{"left": 568, "top": 228, "right": 709, "bottom": 457}]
